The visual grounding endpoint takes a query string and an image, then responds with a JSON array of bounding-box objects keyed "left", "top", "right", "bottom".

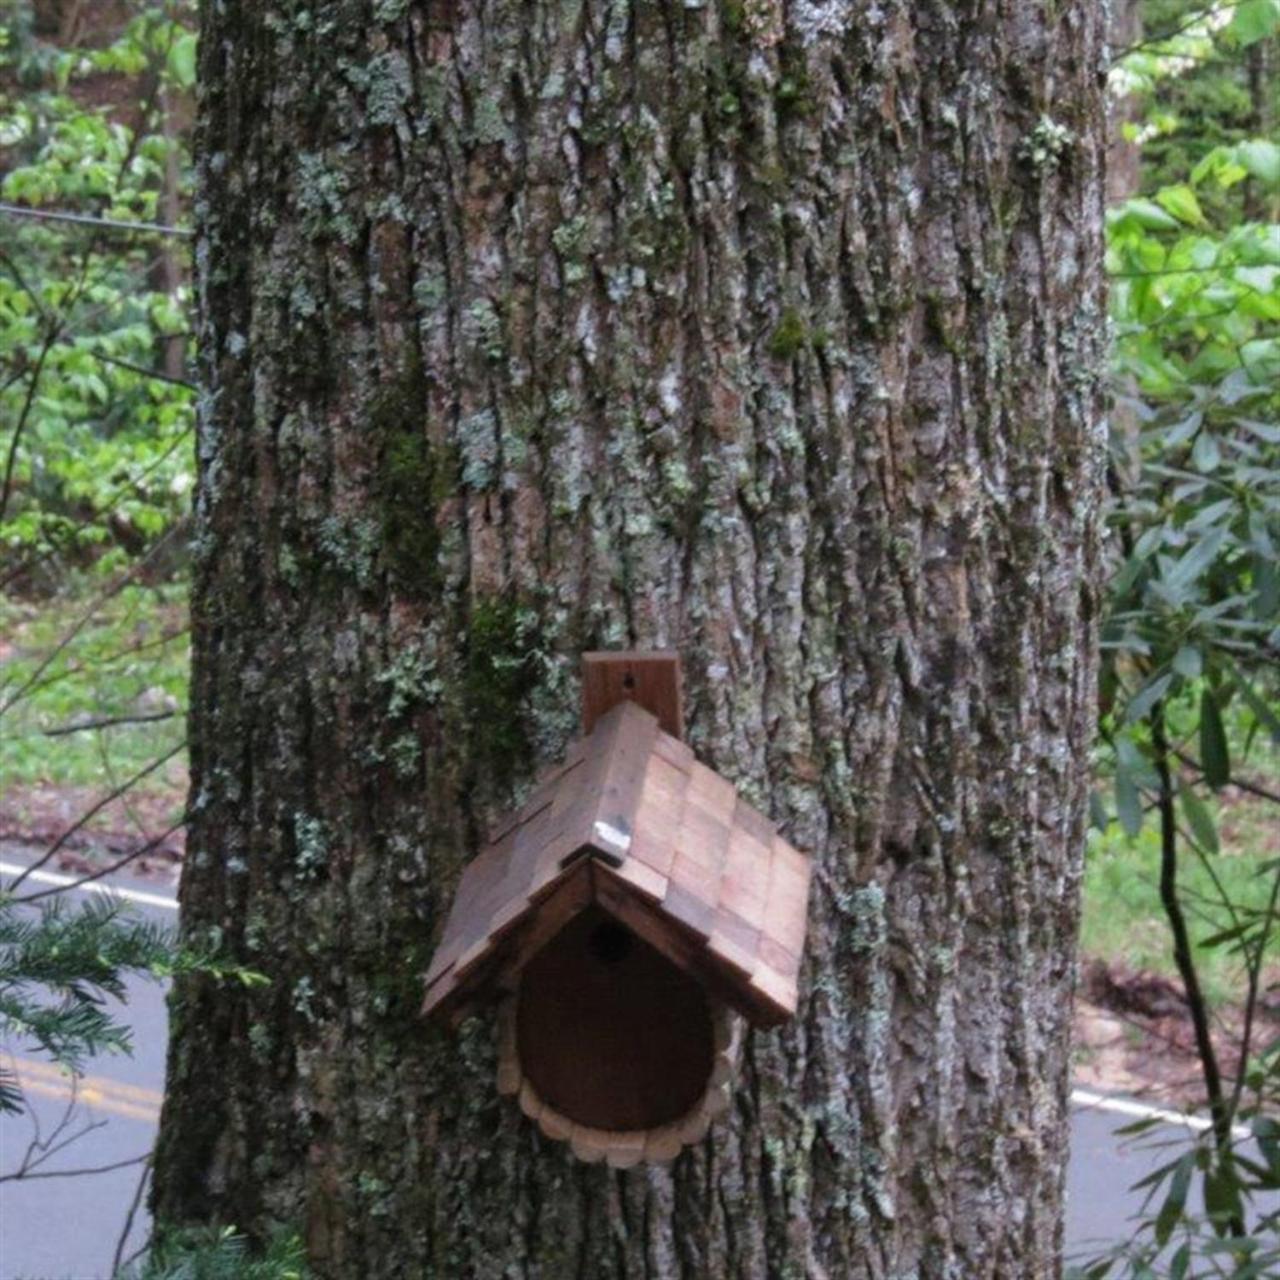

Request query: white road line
[
  {"left": 1070, "top": 1087, "right": 1250, "bottom": 1141},
  {"left": 0, "top": 860, "right": 179, "bottom": 911}
]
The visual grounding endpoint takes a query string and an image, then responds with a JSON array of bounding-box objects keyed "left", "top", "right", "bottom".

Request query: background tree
[{"left": 146, "top": 0, "right": 1110, "bottom": 1275}]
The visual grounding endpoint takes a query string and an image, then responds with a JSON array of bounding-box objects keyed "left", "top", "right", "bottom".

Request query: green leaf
[
  {"left": 167, "top": 33, "right": 197, "bottom": 89},
  {"left": 1238, "top": 140, "right": 1280, "bottom": 187},
  {"left": 1191, "top": 430, "right": 1221, "bottom": 472},
  {"left": 1113, "top": 1115, "right": 1164, "bottom": 1136},
  {"left": 1172, "top": 646, "right": 1202, "bottom": 680},
  {"left": 1230, "top": 0, "right": 1280, "bottom": 46},
  {"left": 1154, "top": 1152, "right": 1194, "bottom": 1247},
  {"left": 1089, "top": 790, "right": 1109, "bottom": 832},
  {"left": 1203, "top": 1159, "right": 1244, "bottom": 1228},
  {"left": 1199, "top": 690, "right": 1230, "bottom": 789},
  {"left": 1154, "top": 184, "right": 1205, "bottom": 227},
  {"left": 1127, "top": 671, "right": 1172, "bottom": 724},
  {"left": 1180, "top": 786, "right": 1219, "bottom": 854},
  {"left": 1122, "top": 198, "right": 1181, "bottom": 232},
  {"left": 1232, "top": 669, "right": 1280, "bottom": 744},
  {"left": 1115, "top": 766, "right": 1143, "bottom": 839}
]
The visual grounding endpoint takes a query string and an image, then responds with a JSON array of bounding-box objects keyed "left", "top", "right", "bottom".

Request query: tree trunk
[{"left": 153, "top": 2, "right": 1107, "bottom": 1276}]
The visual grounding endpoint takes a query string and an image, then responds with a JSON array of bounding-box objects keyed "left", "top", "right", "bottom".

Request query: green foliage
[
  {"left": 0, "top": 890, "right": 264, "bottom": 1116},
  {"left": 1117, "top": 0, "right": 1280, "bottom": 217},
  {"left": 1080, "top": 3, "right": 1280, "bottom": 1274},
  {"left": 0, "top": 582, "right": 188, "bottom": 792},
  {"left": 116, "top": 1226, "right": 309, "bottom": 1280},
  {"left": 0, "top": 2, "right": 195, "bottom": 585}
]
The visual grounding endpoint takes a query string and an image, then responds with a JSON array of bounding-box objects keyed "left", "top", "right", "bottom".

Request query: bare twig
[
  {"left": 0, "top": 202, "right": 191, "bottom": 237},
  {"left": 1173, "top": 746, "right": 1280, "bottom": 806},
  {"left": 90, "top": 350, "right": 195, "bottom": 390},
  {"left": 3, "top": 752, "right": 185, "bottom": 897},
  {"left": 1150, "top": 700, "right": 1244, "bottom": 1236},
  {"left": 1, "top": 1151, "right": 150, "bottom": 1183},
  {"left": 0, "top": 522, "right": 184, "bottom": 716},
  {"left": 0, "top": 328, "right": 58, "bottom": 522},
  {"left": 41, "top": 710, "right": 179, "bottom": 737},
  {"left": 111, "top": 1157, "right": 153, "bottom": 1276}
]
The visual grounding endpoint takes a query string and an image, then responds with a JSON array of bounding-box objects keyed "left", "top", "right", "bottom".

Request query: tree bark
[{"left": 153, "top": 2, "right": 1108, "bottom": 1276}]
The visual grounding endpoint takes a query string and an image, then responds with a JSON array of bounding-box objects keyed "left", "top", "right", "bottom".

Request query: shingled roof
[{"left": 421, "top": 699, "right": 810, "bottom": 1027}]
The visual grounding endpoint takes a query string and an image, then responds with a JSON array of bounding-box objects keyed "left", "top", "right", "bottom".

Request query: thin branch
[
  {"left": 1173, "top": 746, "right": 1280, "bottom": 806},
  {"left": 1233, "top": 863, "right": 1280, "bottom": 1118},
  {"left": 1, "top": 1067, "right": 104, "bottom": 1181},
  {"left": 1113, "top": 1, "right": 1243, "bottom": 58},
  {"left": 14, "top": 816, "right": 186, "bottom": 904},
  {"left": 0, "top": 522, "right": 184, "bottom": 717},
  {"left": 0, "top": 329, "right": 58, "bottom": 522},
  {"left": 111, "top": 1157, "right": 153, "bottom": 1277},
  {"left": 1150, "top": 700, "right": 1244, "bottom": 1236},
  {"left": 0, "top": 435, "right": 192, "bottom": 593},
  {"left": 0, "top": 1151, "right": 150, "bottom": 1184},
  {"left": 3, "top": 752, "right": 185, "bottom": 897},
  {"left": 0, "top": 202, "right": 192, "bottom": 238},
  {"left": 7, "top": 625, "right": 190, "bottom": 705},
  {"left": 90, "top": 350, "right": 195, "bottom": 390},
  {"left": 41, "top": 710, "right": 179, "bottom": 738}
]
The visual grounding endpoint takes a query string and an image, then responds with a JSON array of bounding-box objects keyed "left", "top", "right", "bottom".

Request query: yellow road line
[{"left": 8, "top": 1056, "right": 162, "bottom": 1124}]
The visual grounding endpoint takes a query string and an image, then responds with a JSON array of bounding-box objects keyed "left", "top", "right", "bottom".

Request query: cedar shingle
[{"left": 421, "top": 695, "right": 811, "bottom": 1024}]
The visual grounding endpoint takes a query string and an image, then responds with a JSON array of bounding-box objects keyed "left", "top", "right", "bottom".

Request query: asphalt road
[{"left": 0, "top": 845, "right": 1241, "bottom": 1278}]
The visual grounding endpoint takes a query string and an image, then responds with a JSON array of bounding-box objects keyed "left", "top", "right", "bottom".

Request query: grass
[
  {"left": 0, "top": 580, "right": 189, "bottom": 844},
  {"left": 1081, "top": 755, "right": 1280, "bottom": 1008}
]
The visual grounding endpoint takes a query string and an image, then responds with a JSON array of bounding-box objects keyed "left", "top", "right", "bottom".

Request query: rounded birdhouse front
[
  {"left": 421, "top": 655, "right": 812, "bottom": 1167},
  {"left": 496, "top": 909, "right": 741, "bottom": 1165}
]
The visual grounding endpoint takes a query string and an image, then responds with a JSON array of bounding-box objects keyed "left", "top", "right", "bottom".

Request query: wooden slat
[
  {"left": 582, "top": 651, "right": 683, "bottom": 740},
  {"left": 708, "top": 908, "right": 760, "bottom": 981},
  {"left": 604, "top": 1130, "right": 646, "bottom": 1169},
  {"left": 537, "top": 1106, "right": 574, "bottom": 1143},
  {"left": 761, "top": 834, "right": 810, "bottom": 961},
  {"left": 661, "top": 881, "right": 715, "bottom": 940},
  {"left": 629, "top": 754, "right": 687, "bottom": 877},
  {"left": 612, "top": 856, "right": 667, "bottom": 903},
  {"left": 518, "top": 1080, "right": 543, "bottom": 1122},
  {"left": 747, "top": 962, "right": 799, "bottom": 1023},
  {"left": 684, "top": 762, "right": 737, "bottom": 826},
  {"left": 582, "top": 701, "right": 658, "bottom": 863},
  {"left": 642, "top": 1122, "right": 685, "bottom": 1164},
  {"left": 653, "top": 730, "right": 694, "bottom": 772},
  {"left": 757, "top": 934, "right": 799, "bottom": 982},
  {"left": 569, "top": 1124, "right": 610, "bottom": 1164},
  {"left": 718, "top": 828, "right": 772, "bottom": 931}
]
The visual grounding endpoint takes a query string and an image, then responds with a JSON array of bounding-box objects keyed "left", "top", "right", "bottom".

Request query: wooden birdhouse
[{"left": 421, "top": 652, "right": 811, "bottom": 1165}]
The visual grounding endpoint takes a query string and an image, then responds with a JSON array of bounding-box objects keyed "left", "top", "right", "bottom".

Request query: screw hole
[{"left": 588, "top": 920, "right": 634, "bottom": 965}]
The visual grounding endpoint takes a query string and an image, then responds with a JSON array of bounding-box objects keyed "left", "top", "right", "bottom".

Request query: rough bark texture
[{"left": 153, "top": 1, "right": 1108, "bottom": 1276}]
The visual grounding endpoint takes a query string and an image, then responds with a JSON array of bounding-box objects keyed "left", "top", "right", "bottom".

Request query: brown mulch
[
  {"left": 0, "top": 782, "right": 186, "bottom": 878},
  {"left": 1074, "top": 957, "right": 1280, "bottom": 1110}
]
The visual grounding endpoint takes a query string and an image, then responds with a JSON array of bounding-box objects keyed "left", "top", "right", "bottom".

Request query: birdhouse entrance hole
[{"left": 515, "top": 908, "right": 716, "bottom": 1132}]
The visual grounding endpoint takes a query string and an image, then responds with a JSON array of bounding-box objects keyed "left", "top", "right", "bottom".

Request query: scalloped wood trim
[{"left": 495, "top": 997, "right": 742, "bottom": 1165}]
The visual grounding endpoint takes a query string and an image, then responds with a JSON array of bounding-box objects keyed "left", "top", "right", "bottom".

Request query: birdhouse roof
[{"left": 421, "top": 700, "right": 810, "bottom": 1027}]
